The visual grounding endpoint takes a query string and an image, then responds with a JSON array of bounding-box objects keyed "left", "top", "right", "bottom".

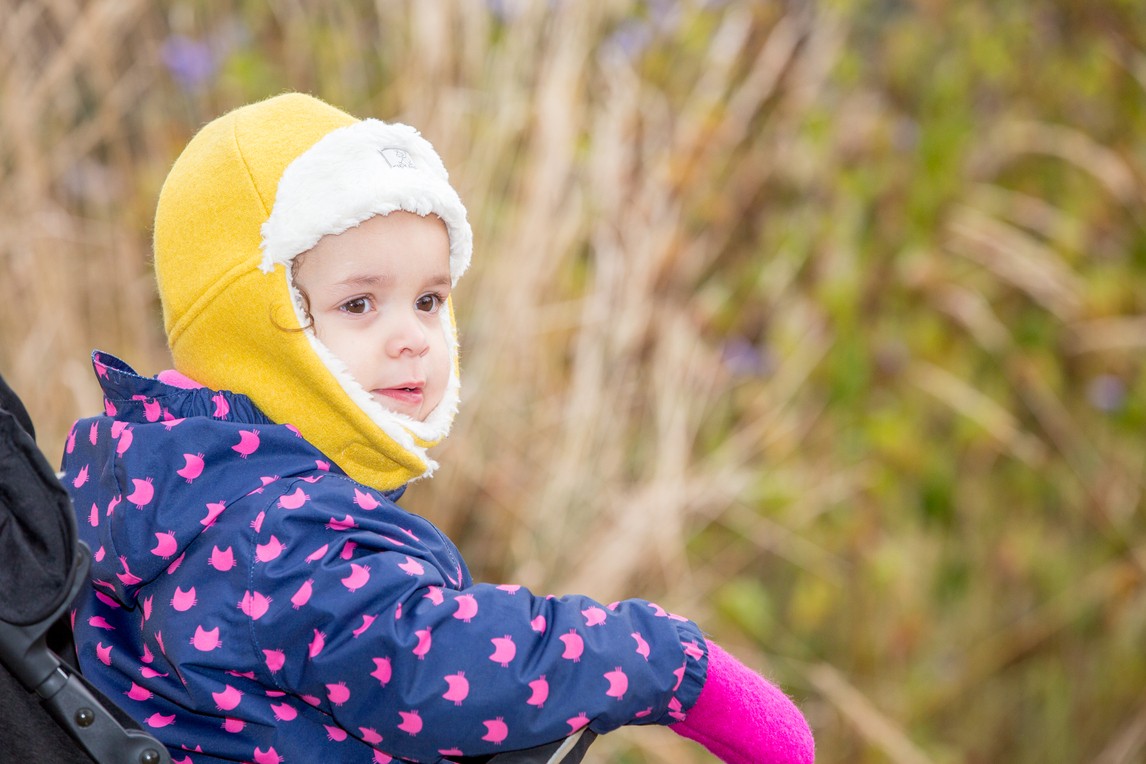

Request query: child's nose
[{"left": 386, "top": 311, "right": 430, "bottom": 358}]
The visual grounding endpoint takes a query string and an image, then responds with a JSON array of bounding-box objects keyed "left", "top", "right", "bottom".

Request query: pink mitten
[{"left": 670, "top": 641, "right": 814, "bottom": 764}]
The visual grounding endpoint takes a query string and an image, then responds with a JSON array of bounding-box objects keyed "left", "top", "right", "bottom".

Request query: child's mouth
[{"left": 375, "top": 386, "right": 423, "bottom": 408}]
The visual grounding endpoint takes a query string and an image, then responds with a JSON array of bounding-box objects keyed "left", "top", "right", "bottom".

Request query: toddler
[{"left": 62, "top": 93, "right": 813, "bottom": 763}]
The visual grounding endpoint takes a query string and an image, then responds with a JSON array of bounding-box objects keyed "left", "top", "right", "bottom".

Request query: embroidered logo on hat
[{"left": 380, "top": 147, "right": 417, "bottom": 169}]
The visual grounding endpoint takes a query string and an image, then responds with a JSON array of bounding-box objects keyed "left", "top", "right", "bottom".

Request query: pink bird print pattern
[
  {"left": 304, "top": 543, "right": 329, "bottom": 563},
  {"left": 125, "top": 682, "right": 152, "bottom": 702},
  {"left": 248, "top": 475, "right": 278, "bottom": 495},
  {"left": 270, "top": 703, "right": 297, "bottom": 722},
  {"left": 352, "top": 614, "right": 377, "bottom": 638},
  {"left": 291, "top": 579, "right": 314, "bottom": 609},
  {"left": 150, "top": 530, "right": 178, "bottom": 559},
  {"left": 141, "top": 398, "right": 162, "bottom": 422},
  {"left": 489, "top": 635, "right": 516, "bottom": 667},
  {"left": 326, "top": 681, "right": 350, "bottom": 706},
  {"left": 94, "top": 590, "right": 120, "bottom": 609},
  {"left": 397, "top": 556, "right": 424, "bottom": 576},
  {"left": 632, "top": 631, "right": 651, "bottom": 660},
  {"left": 413, "top": 628, "right": 433, "bottom": 660},
  {"left": 176, "top": 453, "right": 205, "bottom": 483},
  {"left": 208, "top": 545, "right": 235, "bottom": 571},
  {"left": 231, "top": 429, "right": 260, "bottom": 458},
  {"left": 682, "top": 639, "right": 704, "bottom": 661},
  {"left": 308, "top": 629, "right": 326, "bottom": 659},
  {"left": 200, "top": 500, "right": 226, "bottom": 528},
  {"left": 341, "top": 563, "right": 371, "bottom": 592},
  {"left": 63, "top": 354, "right": 713, "bottom": 763},
  {"left": 397, "top": 710, "right": 422, "bottom": 736},
  {"left": 190, "top": 626, "right": 222, "bottom": 652},
  {"left": 481, "top": 717, "right": 508, "bottom": 745},
  {"left": 238, "top": 591, "right": 272, "bottom": 620},
  {"left": 527, "top": 676, "right": 549, "bottom": 708},
  {"left": 125, "top": 477, "right": 153, "bottom": 509},
  {"left": 582, "top": 606, "right": 607, "bottom": 627},
  {"left": 115, "top": 426, "right": 134, "bottom": 456},
  {"left": 211, "top": 392, "right": 230, "bottom": 418},
  {"left": 559, "top": 630, "right": 584, "bottom": 662},
  {"left": 370, "top": 657, "right": 392, "bottom": 686},
  {"left": 212, "top": 684, "right": 243, "bottom": 711},
  {"left": 442, "top": 671, "right": 469, "bottom": 705},
  {"left": 453, "top": 594, "right": 478, "bottom": 622},
  {"left": 353, "top": 488, "right": 381, "bottom": 510},
  {"left": 325, "top": 514, "right": 358, "bottom": 531},
  {"left": 604, "top": 666, "right": 629, "bottom": 700},
  {"left": 252, "top": 746, "right": 283, "bottom": 764},
  {"left": 87, "top": 613, "right": 115, "bottom": 632},
  {"left": 566, "top": 713, "right": 590, "bottom": 734},
  {"left": 255, "top": 535, "right": 286, "bottom": 563},
  {"left": 165, "top": 551, "right": 185, "bottom": 575},
  {"left": 263, "top": 649, "right": 286, "bottom": 673},
  {"left": 277, "top": 486, "right": 310, "bottom": 509},
  {"left": 116, "top": 556, "right": 142, "bottom": 586},
  {"left": 171, "top": 586, "right": 197, "bottom": 612},
  {"left": 145, "top": 713, "right": 176, "bottom": 728}
]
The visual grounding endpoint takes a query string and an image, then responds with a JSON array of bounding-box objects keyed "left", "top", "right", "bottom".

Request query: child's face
[{"left": 293, "top": 211, "right": 452, "bottom": 422}]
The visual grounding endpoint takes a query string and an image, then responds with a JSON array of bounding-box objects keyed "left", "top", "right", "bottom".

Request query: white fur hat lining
[
  {"left": 259, "top": 119, "right": 472, "bottom": 283},
  {"left": 258, "top": 118, "right": 472, "bottom": 472}
]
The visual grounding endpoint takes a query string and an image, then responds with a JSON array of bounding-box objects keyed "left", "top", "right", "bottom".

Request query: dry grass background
[{"left": 2, "top": 1, "right": 1146, "bottom": 762}]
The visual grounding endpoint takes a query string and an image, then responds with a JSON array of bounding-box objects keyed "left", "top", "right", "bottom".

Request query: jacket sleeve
[{"left": 247, "top": 476, "right": 707, "bottom": 762}]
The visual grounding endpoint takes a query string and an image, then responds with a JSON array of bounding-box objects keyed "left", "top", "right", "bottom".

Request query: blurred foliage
[{"left": 1, "top": 0, "right": 1145, "bottom": 762}]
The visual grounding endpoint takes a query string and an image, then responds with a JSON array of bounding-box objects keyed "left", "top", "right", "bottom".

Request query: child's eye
[
  {"left": 340, "top": 297, "right": 373, "bottom": 315},
  {"left": 415, "top": 293, "right": 444, "bottom": 313}
]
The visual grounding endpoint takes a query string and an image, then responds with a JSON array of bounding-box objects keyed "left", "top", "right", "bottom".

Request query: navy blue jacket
[{"left": 62, "top": 353, "right": 707, "bottom": 763}]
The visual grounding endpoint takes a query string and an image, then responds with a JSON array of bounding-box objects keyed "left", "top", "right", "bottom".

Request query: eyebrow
[
  {"left": 334, "top": 274, "right": 395, "bottom": 289},
  {"left": 332, "top": 272, "right": 452, "bottom": 290},
  {"left": 424, "top": 272, "right": 452, "bottom": 290}
]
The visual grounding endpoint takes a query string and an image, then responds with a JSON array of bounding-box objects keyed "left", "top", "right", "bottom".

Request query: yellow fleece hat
[{"left": 154, "top": 93, "right": 472, "bottom": 490}]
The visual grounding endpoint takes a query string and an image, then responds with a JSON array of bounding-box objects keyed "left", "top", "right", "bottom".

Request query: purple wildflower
[{"left": 161, "top": 35, "right": 216, "bottom": 91}]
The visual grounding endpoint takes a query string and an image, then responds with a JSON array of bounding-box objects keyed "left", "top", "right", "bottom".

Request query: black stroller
[
  {"left": 0, "top": 372, "right": 171, "bottom": 763},
  {"left": 0, "top": 372, "right": 593, "bottom": 764}
]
